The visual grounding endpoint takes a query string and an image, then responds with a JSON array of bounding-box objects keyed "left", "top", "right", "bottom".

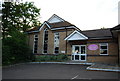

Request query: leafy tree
[
  {"left": 2, "top": 2, "right": 40, "bottom": 65},
  {"left": 2, "top": 31, "right": 34, "bottom": 65},
  {"left": 2, "top": 2, "right": 40, "bottom": 38}
]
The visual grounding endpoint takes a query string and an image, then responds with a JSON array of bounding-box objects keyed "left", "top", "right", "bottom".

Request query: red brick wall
[{"left": 67, "top": 39, "right": 118, "bottom": 64}]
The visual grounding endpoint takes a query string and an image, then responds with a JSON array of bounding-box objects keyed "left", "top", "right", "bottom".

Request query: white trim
[
  {"left": 51, "top": 26, "right": 79, "bottom": 31},
  {"left": 42, "top": 28, "right": 48, "bottom": 54},
  {"left": 65, "top": 30, "right": 88, "bottom": 40},
  {"left": 27, "top": 22, "right": 50, "bottom": 33},
  {"left": 33, "top": 34, "right": 38, "bottom": 54},
  {"left": 72, "top": 45, "right": 87, "bottom": 61},
  {"left": 87, "top": 67, "right": 120, "bottom": 72},
  {"left": 32, "top": 35, "right": 35, "bottom": 53},
  {"left": 47, "top": 14, "right": 65, "bottom": 23},
  {"left": 99, "top": 43, "right": 108, "bottom": 55},
  {"left": 88, "top": 37, "right": 112, "bottom": 40},
  {"left": 39, "top": 22, "right": 51, "bottom": 31},
  {"left": 27, "top": 30, "right": 39, "bottom": 33},
  {"left": 71, "top": 75, "right": 79, "bottom": 79},
  {"left": 30, "top": 62, "right": 93, "bottom": 65},
  {"left": 53, "top": 32, "right": 59, "bottom": 54}
]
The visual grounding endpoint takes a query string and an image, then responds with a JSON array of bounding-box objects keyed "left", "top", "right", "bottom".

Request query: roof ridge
[
  {"left": 47, "top": 14, "right": 65, "bottom": 23},
  {"left": 82, "top": 28, "right": 111, "bottom": 32}
]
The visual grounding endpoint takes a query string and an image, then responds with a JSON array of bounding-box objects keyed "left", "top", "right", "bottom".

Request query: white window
[
  {"left": 100, "top": 43, "right": 108, "bottom": 55},
  {"left": 43, "top": 28, "right": 48, "bottom": 54},
  {"left": 54, "top": 32, "right": 59, "bottom": 54},
  {"left": 33, "top": 34, "right": 38, "bottom": 53}
]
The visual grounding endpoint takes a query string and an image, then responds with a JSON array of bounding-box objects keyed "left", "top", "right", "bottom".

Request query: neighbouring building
[
  {"left": 27, "top": 14, "right": 119, "bottom": 64},
  {"left": 111, "top": 24, "right": 120, "bottom": 65}
]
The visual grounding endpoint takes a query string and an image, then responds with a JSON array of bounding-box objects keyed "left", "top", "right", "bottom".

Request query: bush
[
  {"left": 35, "top": 54, "right": 69, "bottom": 62},
  {"left": 2, "top": 31, "right": 33, "bottom": 65}
]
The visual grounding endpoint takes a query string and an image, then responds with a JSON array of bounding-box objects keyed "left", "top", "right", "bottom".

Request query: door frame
[{"left": 71, "top": 45, "right": 87, "bottom": 61}]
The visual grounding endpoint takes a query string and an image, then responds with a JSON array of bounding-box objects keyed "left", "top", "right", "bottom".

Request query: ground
[{"left": 2, "top": 63, "right": 119, "bottom": 79}]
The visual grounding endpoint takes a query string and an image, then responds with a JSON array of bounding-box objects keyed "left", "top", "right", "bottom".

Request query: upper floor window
[
  {"left": 54, "top": 32, "right": 59, "bottom": 54},
  {"left": 43, "top": 28, "right": 48, "bottom": 54},
  {"left": 100, "top": 43, "right": 108, "bottom": 55},
  {"left": 33, "top": 34, "right": 38, "bottom": 54}
]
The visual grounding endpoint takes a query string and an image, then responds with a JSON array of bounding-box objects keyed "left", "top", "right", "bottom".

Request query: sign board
[
  {"left": 88, "top": 44, "right": 98, "bottom": 50},
  {"left": 61, "top": 51, "right": 65, "bottom": 54}
]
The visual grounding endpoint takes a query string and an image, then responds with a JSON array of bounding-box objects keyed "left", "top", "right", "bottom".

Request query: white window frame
[
  {"left": 33, "top": 34, "right": 38, "bottom": 54},
  {"left": 72, "top": 45, "right": 87, "bottom": 61},
  {"left": 99, "top": 43, "right": 108, "bottom": 55},
  {"left": 54, "top": 32, "right": 59, "bottom": 54},
  {"left": 43, "top": 28, "right": 48, "bottom": 54},
  {"left": 72, "top": 45, "right": 86, "bottom": 55}
]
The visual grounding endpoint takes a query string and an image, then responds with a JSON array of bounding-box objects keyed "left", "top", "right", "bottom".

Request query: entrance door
[{"left": 72, "top": 45, "right": 86, "bottom": 61}]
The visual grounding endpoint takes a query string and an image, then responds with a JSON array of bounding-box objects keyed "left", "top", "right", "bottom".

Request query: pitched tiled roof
[
  {"left": 46, "top": 21, "right": 74, "bottom": 28},
  {"left": 82, "top": 28, "right": 112, "bottom": 39},
  {"left": 111, "top": 24, "right": 120, "bottom": 30},
  {"left": 27, "top": 26, "right": 40, "bottom": 32},
  {"left": 27, "top": 21, "right": 80, "bottom": 33}
]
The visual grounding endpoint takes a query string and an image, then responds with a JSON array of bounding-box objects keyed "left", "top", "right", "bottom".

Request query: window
[
  {"left": 81, "top": 46, "right": 86, "bottom": 54},
  {"left": 100, "top": 43, "right": 108, "bottom": 55},
  {"left": 54, "top": 32, "right": 59, "bottom": 54},
  {"left": 33, "top": 34, "right": 38, "bottom": 53},
  {"left": 43, "top": 28, "right": 48, "bottom": 54}
]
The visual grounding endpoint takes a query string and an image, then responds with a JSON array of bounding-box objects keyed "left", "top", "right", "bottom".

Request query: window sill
[{"left": 100, "top": 54, "right": 108, "bottom": 55}]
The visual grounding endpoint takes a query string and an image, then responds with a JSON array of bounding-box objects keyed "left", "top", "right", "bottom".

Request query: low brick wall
[{"left": 87, "top": 56, "right": 118, "bottom": 64}]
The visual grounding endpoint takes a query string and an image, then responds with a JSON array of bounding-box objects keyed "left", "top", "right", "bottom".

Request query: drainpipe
[
  {"left": 65, "top": 27, "right": 67, "bottom": 54},
  {"left": 117, "top": 33, "right": 119, "bottom": 65}
]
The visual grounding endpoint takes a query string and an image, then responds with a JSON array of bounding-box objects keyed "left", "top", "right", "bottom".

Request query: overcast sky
[{"left": 24, "top": 0, "right": 119, "bottom": 30}]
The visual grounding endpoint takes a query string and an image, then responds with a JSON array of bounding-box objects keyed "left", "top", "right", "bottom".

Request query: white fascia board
[
  {"left": 76, "top": 31, "right": 88, "bottom": 39},
  {"left": 47, "top": 14, "right": 64, "bottom": 23},
  {"left": 26, "top": 22, "right": 51, "bottom": 34},
  {"left": 51, "top": 26, "right": 78, "bottom": 30},
  {"left": 26, "top": 30, "right": 39, "bottom": 34},
  {"left": 51, "top": 26, "right": 73, "bottom": 30},
  {"left": 65, "top": 30, "right": 88, "bottom": 40},
  {"left": 38, "top": 22, "right": 51, "bottom": 31}
]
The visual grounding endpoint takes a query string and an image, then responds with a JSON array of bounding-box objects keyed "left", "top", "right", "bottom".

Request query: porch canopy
[{"left": 64, "top": 30, "right": 88, "bottom": 41}]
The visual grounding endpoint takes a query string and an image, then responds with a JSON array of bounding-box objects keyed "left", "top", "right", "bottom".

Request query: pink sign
[{"left": 88, "top": 44, "right": 98, "bottom": 50}]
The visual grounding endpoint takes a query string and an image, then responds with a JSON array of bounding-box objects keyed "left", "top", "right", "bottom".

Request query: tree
[
  {"left": 2, "top": 2, "right": 40, "bottom": 65},
  {"left": 2, "top": 2, "right": 40, "bottom": 38}
]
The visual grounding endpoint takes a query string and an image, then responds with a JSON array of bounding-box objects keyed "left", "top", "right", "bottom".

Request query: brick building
[
  {"left": 111, "top": 25, "right": 120, "bottom": 64},
  {"left": 27, "top": 14, "right": 119, "bottom": 64}
]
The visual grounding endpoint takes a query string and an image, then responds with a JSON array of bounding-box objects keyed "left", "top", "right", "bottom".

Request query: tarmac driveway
[{"left": 2, "top": 63, "right": 119, "bottom": 79}]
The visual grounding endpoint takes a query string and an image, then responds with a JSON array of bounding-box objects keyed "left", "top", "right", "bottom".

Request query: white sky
[{"left": 24, "top": 0, "right": 119, "bottom": 30}]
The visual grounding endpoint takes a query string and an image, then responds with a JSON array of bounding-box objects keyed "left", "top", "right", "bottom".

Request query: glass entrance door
[{"left": 72, "top": 45, "right": 86, "bottom": 61}]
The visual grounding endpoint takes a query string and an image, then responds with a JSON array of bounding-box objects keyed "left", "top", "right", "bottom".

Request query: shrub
[
  {"left": 35, "top": 54, "right": 69, "bottom": 62},
  {"left": 2, "top": 32, "right": 33, "bottom": 65}
]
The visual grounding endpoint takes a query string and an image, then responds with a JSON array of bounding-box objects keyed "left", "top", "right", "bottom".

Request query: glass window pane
[
  {"left": 75, "top": 46, "right": 79, "bottom": 54},
  {"left": 100, "top": 50, "right": 107, "bottom": 54},
  {"left": 81, "top": 55, "right": 85, "bottom": 60},
  {"left": 44, "top": 51, "right": 47, "bottom": 53},
  {"left": 55, "top": 50, "right": 58, "bottom": 52},
  {"left": 35, "top": 38, "right": 38, "bottom": 40},
  {"left": 54, "top": 33, "right": 59, "bottom": 53},
  {"left": 81, "top": 46, "right": 85, "bottom": 54},
  {"left": 35, "top": 35, "right": 38, "bottom": 37},
  {"left": 34, "top": 50, "right": 37, "bottom": 53},
  {"left": 101, "top": 46, "right": 107, "bottom": 49},
  {"left": 72, "top": 55, "right": 74, "bottom": 60},
  {"left": 75, "top": 55, "right": 79, "bottom": 60}
]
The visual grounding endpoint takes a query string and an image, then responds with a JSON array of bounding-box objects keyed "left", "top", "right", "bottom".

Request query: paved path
[{"left": 2, "top": 63, "right": 119, "bottom": 79}]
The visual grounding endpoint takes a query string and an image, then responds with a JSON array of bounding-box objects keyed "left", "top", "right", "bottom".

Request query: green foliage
[
  {"left": 35, "top": 54, "right": 69, "bottom": 62},
  {"left": 2, "top": 1, "right": 40, "bottom": 65},
  {"left": 2, "top": 31, "right": 34, "bottom": 65},
  {"left": 2, "top": 2, "right": 40, "bottom": 38}
]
